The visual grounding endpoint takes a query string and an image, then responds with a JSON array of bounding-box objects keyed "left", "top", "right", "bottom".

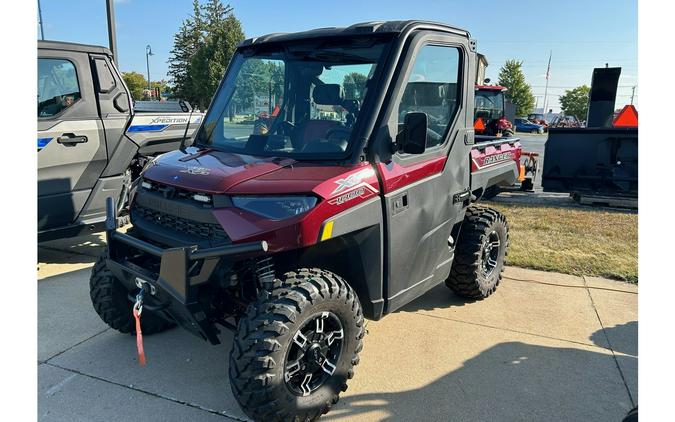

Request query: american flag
[{"left": 545, "top": 51, "right": 552, "bottom": 80}]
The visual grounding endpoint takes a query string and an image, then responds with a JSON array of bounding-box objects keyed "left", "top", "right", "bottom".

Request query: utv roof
[
  {"left": 38, "top": 40, "right": 113, "bottom": 56},
  {"left": 239, "top": 20, "right": 470, "bottom": 47}
]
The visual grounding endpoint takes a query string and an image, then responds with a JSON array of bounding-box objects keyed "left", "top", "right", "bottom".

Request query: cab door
[
  {"left": 375, "top": 31, "right": 474, "bottom": 312},
  {"left": 38, "top": 50, "right": 107, "bottom": 231}
]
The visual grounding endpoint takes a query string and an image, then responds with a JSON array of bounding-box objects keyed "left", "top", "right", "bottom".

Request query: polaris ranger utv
[
  {"left": 91, "top": 21, "right": 520, "bottom": 421},
  {"left": 38, "top": 40, "right": 203, "bottom": 241}
]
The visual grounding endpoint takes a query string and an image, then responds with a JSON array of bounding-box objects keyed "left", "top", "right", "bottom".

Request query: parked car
[
  {"left": 549, "top": 114, "right": 582, "bottom": 128},
  {"left": 527, "top": 113, "right": 549, "bottom": 131},
  {"left": 514, "top": 118, "right": 544, "bottom": 134}
]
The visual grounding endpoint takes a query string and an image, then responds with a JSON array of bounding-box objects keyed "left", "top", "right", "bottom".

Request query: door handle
[
  {"left": 392, "top": 192, "right": 409, "bottom": 215},
  {"left": 57, "top": 133, "right": 88, "bottom": 146},
  {"left": 453, "top": 188, "right": 471, "bottom": 204}
]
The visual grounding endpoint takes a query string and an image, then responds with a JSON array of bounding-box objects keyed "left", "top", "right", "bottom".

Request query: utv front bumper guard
[{"left": 103, "top": 198, "right": 267, "bottom": 344}]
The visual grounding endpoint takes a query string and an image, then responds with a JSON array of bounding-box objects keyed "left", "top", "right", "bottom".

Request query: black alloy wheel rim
[
  {"left": 284, "top": 311, "right": 344, "bottom": 397},
  {"left": 481, "top": 230, "right": 501, "bottom": 277}
]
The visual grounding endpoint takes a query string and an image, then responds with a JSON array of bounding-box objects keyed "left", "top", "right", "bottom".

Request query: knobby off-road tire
[
  {"left": 229, "top": 268, "right": 365, "bottom": 422},
  {"left": 89, "top": 254, "right": 174, "bottom": 334},
  {"left": 446, "top": 205, "right": 508, "bottom": 299}
]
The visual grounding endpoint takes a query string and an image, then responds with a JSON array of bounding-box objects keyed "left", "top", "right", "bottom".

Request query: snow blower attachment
[{"left": 542, "top": 66, "right": 637, "bottom": 208}]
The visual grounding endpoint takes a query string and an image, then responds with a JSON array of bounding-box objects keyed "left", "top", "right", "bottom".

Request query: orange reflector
[
  {"left": 271, "top": 105, "right": 280, "bottom": 117},
  {"left": 474, "top": 117, "right": 486, "bottom": 131},
  {"left": 613, "top": 105, "right": 638, "bottom": 127},
  {"left": 518, "top": 164, "right": 526, "bottom": 182}
]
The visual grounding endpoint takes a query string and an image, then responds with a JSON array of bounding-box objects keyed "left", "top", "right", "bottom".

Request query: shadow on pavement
[
  {"left": 396, "top": 283, "right": 471, "bottom": 313},
  {"left": 54, "top": 326, "right": 632, "bottom": 422},
  {"left": 590, "top": 321, "right": 638, "bottom": 356},
  {"left": 38, "top": 232, "right": 106, "bottom": 266},
  {"left": 325, "top": 329, "right": 636, "bottom": 421}
]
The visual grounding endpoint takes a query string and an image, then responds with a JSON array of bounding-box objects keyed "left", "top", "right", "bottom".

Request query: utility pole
[
  {"left": 146, "top": 45, "right": 154, "bottom": 92},
  {"left": 542, "top": 50, "right": 552, "bottom": 114},
  {"left": 630, "top": 85, "right": 636, "bottom": 105},
  {"left": 106, "top": 0, "right": 117, "bottom": 64},
  {"left": 38, "top": 0, "right": 45, "bottom": 40}
]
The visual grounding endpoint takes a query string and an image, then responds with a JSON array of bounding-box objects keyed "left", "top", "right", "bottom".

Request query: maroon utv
[{"left": 90, "top": 20, "right": 521, "bottom": 421}]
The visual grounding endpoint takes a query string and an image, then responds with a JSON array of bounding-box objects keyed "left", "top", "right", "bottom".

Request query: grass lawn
[{"left": 489, "top": 203, "right": 638, "bottom": 283}]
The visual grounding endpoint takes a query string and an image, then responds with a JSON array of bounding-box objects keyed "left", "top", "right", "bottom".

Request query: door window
[
  {"left": 397, "top": 45, "right": 461, "bottom": 148},
  {"left": 93, "top": 58, "right": 116, "bottom": 93},
  {"left": 38, "top": 58, "right": 81, "bottom": 117}
]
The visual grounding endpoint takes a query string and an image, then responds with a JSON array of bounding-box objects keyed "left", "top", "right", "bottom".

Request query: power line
[
  {"left": 530, "top": 85, "right": 637, "bottom": 88},
  {"left": 488, "top": 58, "right": 636, "bottom": 64}
]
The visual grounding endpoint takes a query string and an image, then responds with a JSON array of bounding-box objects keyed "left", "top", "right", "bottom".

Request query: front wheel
[
  {"left": 446, "top": 206, "right": 509, "bottom": 299},
  {"left": 229, "top": 268, "right": 364, "bottom": 422},
  {"left": 89, "top": 255, "right": 174, "bottom": 334}
]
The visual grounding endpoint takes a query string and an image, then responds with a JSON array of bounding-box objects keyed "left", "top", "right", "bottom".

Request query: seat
[{"left": 298, "top": 84, "right": 345, "bottom": 148}]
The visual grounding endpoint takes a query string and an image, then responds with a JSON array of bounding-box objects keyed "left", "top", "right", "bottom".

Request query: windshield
[
  {"left": 474, "top": 90, "right": 504, "bottom": 122},
  {"left": 196, "top": 36, "right": 392, "bottom": 159}
]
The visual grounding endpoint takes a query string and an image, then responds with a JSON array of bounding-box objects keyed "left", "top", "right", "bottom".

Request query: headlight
[{"left": 231, "top": 196, "right": 317, "bottom": 220}]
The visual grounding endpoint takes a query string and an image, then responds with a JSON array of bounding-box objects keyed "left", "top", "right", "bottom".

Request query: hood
[
  {"left": 142, "top": 148, "right": 358, "bottom": 196},
  {"left": 142, "top": 148, "right": 298, "bottom": 194}
]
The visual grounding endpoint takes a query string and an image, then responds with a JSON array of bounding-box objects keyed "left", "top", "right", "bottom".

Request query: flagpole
[{"left": 542, "top": 50, "right": 552, "bottom": 114}]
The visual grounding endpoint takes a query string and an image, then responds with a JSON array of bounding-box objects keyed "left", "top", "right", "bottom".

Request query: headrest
[
  {"left": 402, "top": 82, "right": 451, "bottom": 107},
  {"left": 313, "top": 84, "right": 344, "bottom": 105}
]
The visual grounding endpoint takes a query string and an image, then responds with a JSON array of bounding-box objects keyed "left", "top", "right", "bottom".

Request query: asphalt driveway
[{"left": 38, "top": 232, "right": 637, "bottom": 421}]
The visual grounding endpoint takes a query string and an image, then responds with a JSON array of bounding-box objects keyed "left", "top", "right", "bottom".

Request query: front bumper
[{"left": 104, "top": 198, "right": 267, "bottom": 344}]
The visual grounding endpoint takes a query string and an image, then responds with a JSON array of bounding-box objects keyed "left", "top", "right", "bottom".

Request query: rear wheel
[
  {"left": 446, "top": 206, "right": 508, "bottom": 299},
  {"left": 229, "top": 268, "right": 364, "bottom": 422},
  {"left": 531, "top": 128, "right": 538, "bottom": 134},
  {"left": 89, "top": 255, "right": 174, "bottom": 334}
]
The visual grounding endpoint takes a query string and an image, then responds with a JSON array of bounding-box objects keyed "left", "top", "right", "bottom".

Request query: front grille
[
  {"left": 132, "top": 204, "right": 230, "bottom": 245},
  {"left": 141, "top": 178, "right": 213, "bottom": 207}
]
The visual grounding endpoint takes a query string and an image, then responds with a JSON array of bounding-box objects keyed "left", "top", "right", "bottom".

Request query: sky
[{"left": 38, "top": 0, "right": 638, "bottom": 111}]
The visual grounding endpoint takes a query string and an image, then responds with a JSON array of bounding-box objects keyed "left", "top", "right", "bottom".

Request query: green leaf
[{"left": 497, "top": 59, "right": 536, "bottom": 117}]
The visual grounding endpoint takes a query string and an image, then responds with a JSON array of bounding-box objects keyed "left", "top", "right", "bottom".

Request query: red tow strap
[{"left": 133, "top": 307, "right": 146, "bottom": 366}]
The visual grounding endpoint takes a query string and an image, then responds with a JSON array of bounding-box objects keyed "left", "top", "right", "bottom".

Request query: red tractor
[{"left": 473, "top": 85, "right": 515, "bottom": 138}]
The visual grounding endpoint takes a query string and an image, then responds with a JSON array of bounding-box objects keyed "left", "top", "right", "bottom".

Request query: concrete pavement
[{"left": 38, "top": 234, "right": 637, "bottom": 422}]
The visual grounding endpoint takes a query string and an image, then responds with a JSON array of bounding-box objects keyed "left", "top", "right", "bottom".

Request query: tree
[
  {"left": 121, "top": 71, "right": 147, "bottom": 100},
  {"left": 229, "top": 59, "right": 284, "bottom": 114},
  {"left": 151, "top": 80, "right": 172, "bottom": 98},
  {"left": 167, "top": 0, "right": 203, "bottom": 105},
  {"left": 559, "top": 85, "right": 590, "bottom": 119},
  {"left": 497, "top": 60, "right": 536, "bottom": 116},
  {"left": 190, "top": 11, "right": 244, "bottom": 109},
  {"left": 167, "top": 0, "right": 244, "bottom": 109},
  {"left": 342, "top": 72, "right": 368, "bottom": 100}
]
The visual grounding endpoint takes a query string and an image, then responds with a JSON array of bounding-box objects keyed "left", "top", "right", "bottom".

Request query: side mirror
[
  {"left": 401, "top": 112, "right": 427, "bottom": 154},
  {"left": 113, "top": 93, "right": 129, "bottom": 113},
  {"left": 179, "top": 99, "right": 192, "bottom": 113}
]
